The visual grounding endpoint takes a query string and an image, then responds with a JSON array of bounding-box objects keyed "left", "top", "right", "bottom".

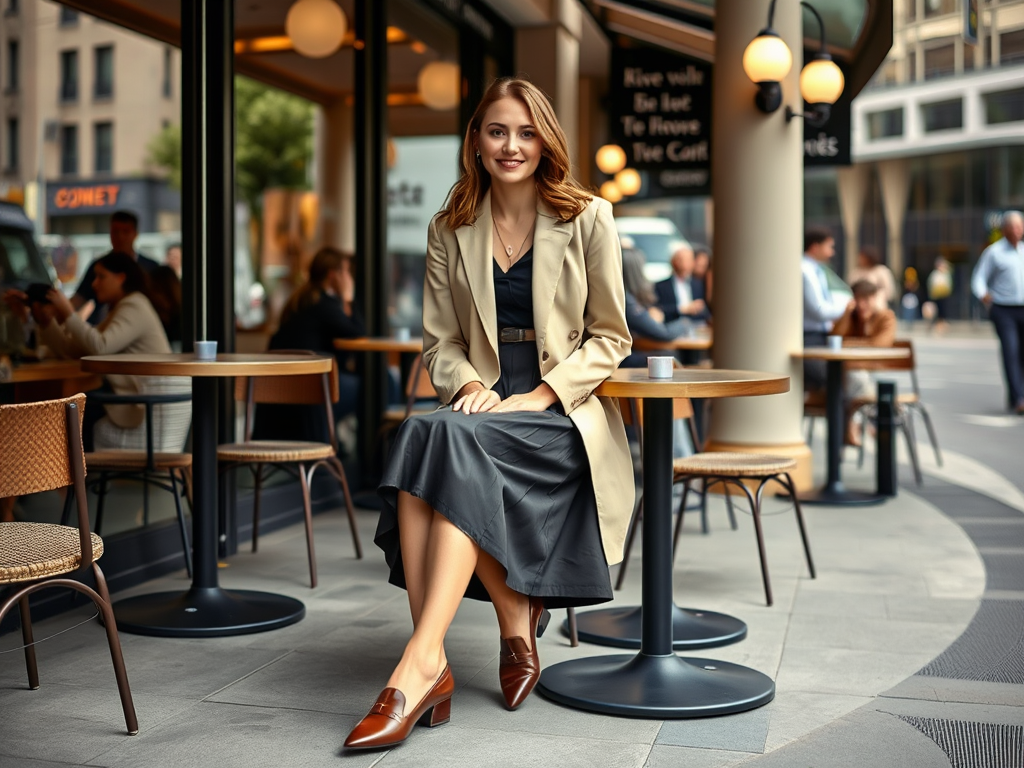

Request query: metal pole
[{"left": 641, "top": 398, "right": 674, "bottom": 656}]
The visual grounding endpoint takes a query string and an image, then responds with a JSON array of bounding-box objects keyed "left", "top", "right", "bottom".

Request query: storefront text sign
[
  {"left": 609, "top": 47, "right": 712, "bottom": 196},
  {"left": 52, "top": 184, "right": 121, "bottom": 210}
]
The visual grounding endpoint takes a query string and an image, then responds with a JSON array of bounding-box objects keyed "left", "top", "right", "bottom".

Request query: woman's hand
[
  {"left": 48, "top": 288, "right": 75, "bottom": 323},
  {"left": 491, "top": 383, "right": 558, "bottom": 413},
  {"left": 2, "top": 289, "right": 30, "bottom": 321},
  {"left": 453, "top": 385, "right": 501, "bottom": 414},
  {"left": 647, "top": 306, "right": 665, "bottom": 323}
]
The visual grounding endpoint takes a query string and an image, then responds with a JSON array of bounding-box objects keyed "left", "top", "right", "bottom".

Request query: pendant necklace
[{"left": 493, "top": 218, "right": 531, "bottom": 270}]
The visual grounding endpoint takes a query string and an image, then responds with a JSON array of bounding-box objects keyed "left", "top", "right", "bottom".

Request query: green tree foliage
[{"left": 144, "top": 76, "right": 314, "bottom": 216}]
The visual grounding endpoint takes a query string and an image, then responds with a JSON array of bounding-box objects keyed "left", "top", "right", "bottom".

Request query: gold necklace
[{"left": 493, "top": 218, "right": 532, "bottom": 269}]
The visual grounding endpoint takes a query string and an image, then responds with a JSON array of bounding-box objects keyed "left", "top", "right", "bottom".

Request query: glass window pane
[
  {"left": 1000, "top": 28, "right": 1024, "bottom": 66},
  {"left": 7, "top": 40, "right": 18, "bottom": 91},
  {"left": 922, "top": 99, "right": 963, "bottom": 131},
  {"left": 94, "top": 122, "right": 113, "bottom": 173},
  {"left": 60, "top": 49, "right": 78, "bottom": 101},
  {"left": 924, "top": 41, "right": 956, "bottom": 79},
  {"left": 61, "top": 124, "right": 78, "bottom": 175},
  {"left": 985, "top": 87, "right": 1024, "bottom": 124},
  {"left": 867, "top": 108, "right": 904, "bottom": 139},
  {"left": 59, "top": 7, "right": 78, "bottom": 25},
  {"left": 95, "top": 46, "right": 113, "bottom": 98},
  {"left": 924, "top": 0, "right": 956, "bottom": 18},
  {"left": 5, "top": 117, "right": 17, "bottom": 170}
]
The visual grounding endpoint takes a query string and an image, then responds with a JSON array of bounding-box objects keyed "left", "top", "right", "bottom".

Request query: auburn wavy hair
[{"left": 440, "top": 77, "right": 592, "bottom": 230}]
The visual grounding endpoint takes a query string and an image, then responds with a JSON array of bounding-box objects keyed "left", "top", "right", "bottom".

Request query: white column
[
  {"left": 837, "top": 163, "right": 871, "bottom": 280},
  {"left": 878, "top": 158, "right": 910, "bottom": 278},
  {"left": 704, "top": 0, "right": 812, "bottom": 487}
]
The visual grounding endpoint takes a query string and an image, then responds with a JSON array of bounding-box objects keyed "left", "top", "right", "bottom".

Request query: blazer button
[
  {"left": 542, "top": 351, "right": 550, "bottom": 361},
  {"left": 569, "top": 330, "right": 580, "bottom": 340}
]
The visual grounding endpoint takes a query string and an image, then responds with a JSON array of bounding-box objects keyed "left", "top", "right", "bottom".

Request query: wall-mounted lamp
[
  {"left": 742, "top": 0, "right": 844, "bottom": 127},
  {"left": 600, "top": 180, "right": 623, "bottom": 203},
  {"left": 615, "top": 168, "right": 642, "bottom": 196},
  {"left": 595, "top": 144, "right": 627, "bottom": 175}
]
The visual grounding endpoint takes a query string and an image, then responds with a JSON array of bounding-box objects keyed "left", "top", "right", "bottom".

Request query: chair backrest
[
  {"left": 844, "top": 339, "right": 914, "bottom": 373},
  {"left": 0, "top": 394, "right": 95, "bottom": 567},
  {"left": 92, "top": 376, "right": 193, "bottom": 452},
  {"left": 236, "top": 350, "right": 339, "bottom": 445}
]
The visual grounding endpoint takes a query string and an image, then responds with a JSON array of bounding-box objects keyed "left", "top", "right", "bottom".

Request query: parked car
[
  {"left": 0, "top": 202, "right": 54, "bottom": 290},
  {"left": 614, "top": 216, "right": 689, "bottom": 283}
]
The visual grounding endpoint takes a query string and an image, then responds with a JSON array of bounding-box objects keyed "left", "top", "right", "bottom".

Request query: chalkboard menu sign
[
  {"left": 608, "top": 46, "right": 712, "bottom": 196},
  {"left": 802, "top": 56, "right": 851, "bottom": 167}
]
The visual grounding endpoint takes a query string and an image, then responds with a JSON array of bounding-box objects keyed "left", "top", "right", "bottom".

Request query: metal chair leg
[
  {"left": 899, "top": 410, "right": 924, "bottom": 486},
  {"left": 782, "top": 472, "right": 816, "bottom": 579},
  {"left": 90, "top": 564, "right": 139, "bottom": 735},
  {"left": 19, "top": 597, "right": 39, "bottom": 689},
  {"left": 566, "top": 607, "right": 579, "bottom": 647},
  {"left": 168, "top": 469, "right": 192, "bottom": 579},
  {"left": 724, "top": 482, "right": 737, "bottom": 530},
  {"left": 734, "top": 479, "right": 773, "bottom": 606},
  {"left": 95, "top": 474, "right": 108, "bottom": 534},
  {"left": 672, "top": 479, "right": 692, "bottom": 562},
  {"left": 298, "top": 462, "right": 318, "bottom": 588},
  {"left": 251, "top": 463, "right": 263, "bottom": 553},
  {"left": 614, "top": 498, "right": 642, "bottom": 591},
  {"left": 916, "top": 404, "right": 943, "bottom": 466},
  {"left": 329, "top": 456, "right": 363, "bottom": 559},
  {"left": 700, "top": 477, "right": 709, "bottom": 534}
]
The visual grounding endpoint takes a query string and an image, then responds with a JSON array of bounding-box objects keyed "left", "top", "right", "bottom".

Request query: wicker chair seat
[
  {"left": 87, "top": 450, "right": 193, "bottom": 470},
  {"left": 218, "top": 441, "right": 335, "bottom": 463},
  {"left": 674, "top": 452, "right": 796, "bottom": 478},
  {"left": 0, "top": 522, "right": 104, "bottom": 584}
]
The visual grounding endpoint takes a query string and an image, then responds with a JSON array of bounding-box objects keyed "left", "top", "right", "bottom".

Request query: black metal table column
[{"left": 537, "top": 398, "right": 775, "bottom": 717}]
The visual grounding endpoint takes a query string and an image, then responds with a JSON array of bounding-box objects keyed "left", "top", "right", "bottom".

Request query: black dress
[{"left": 376, "top": 248, "right": 613, "bottom": 609}]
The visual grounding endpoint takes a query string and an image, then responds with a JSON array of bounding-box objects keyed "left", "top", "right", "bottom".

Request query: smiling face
[
  {"left": 92, "top": 264, "right": 127, "bottom": 305},
  {"left": 475, "top": 96, "right": 543, "bottom": 187}
]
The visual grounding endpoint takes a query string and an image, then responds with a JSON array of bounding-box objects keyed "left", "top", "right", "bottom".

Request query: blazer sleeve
[
  {"left": 542, "top": 199, "right": 632, "bottom": 414},
  {"left": 653, "top": 279, "right": 680, "bottom": 321},
  {"left": 62, "top": 294, "right": 149, "bottom": 355},
  {"left": 421, "top": 215, "right": 484, "bottom": 404}
]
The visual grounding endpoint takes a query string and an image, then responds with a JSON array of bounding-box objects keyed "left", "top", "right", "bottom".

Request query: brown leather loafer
[
  {"left": 498, "top": 597, "right": 550, "bottom": 710},
  {"left": 344, "top": 665, "right": 454, "bottom": 750}
]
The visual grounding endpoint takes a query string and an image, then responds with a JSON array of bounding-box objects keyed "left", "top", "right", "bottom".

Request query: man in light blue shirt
[
  {"left": 972, "top": 211, "right": 1024, "bottom": 413},
  {"left": 802, "top": 227, "right": 853, "bottom": 390}
]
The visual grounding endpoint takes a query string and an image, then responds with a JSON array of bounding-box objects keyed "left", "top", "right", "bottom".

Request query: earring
[{"left": 475, "top": 150, "right": 481, "bottom": 163}]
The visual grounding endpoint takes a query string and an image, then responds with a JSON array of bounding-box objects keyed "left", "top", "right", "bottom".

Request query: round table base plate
[
  {"left": 113, "top": 588, "right": 306, "bottom": 638},
  {"left": 564, "top": 605, "right": 747, "bottom": 650},
  {"left": 797, "top": 486, "right": 889, "bottom": 506},
  {"left": 538, "top": 653, "right": 775, "bottom": 718}
]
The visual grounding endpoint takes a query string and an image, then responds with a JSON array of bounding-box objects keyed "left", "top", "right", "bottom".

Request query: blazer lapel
[
  {"left": 532, "top": 203, "right": 573, "bottom": 348},
  {"left": 454, "top": 190, "right": 498, "bottom": 356}
]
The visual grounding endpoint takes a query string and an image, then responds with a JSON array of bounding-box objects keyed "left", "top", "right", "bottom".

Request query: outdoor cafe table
[
  {"left": 792, "top": 347, "right": 911, "bottom": 506},
  {"left": 537, "top": 367, "right": 789, "bottom": 718},
  {"left": 81, "top": 352, "right": 332, "bottom": 637},
  {"left": 632, "top": 330, "right": 713, "bottom": 352},
  {"left": 5, "top": 358, "right": 103, "bottom": 401}
]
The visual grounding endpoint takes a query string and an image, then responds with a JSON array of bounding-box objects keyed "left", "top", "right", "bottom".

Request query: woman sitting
[
  {"left": 33, "top": 252, "right": 173, "bottom": 450},
  {"left": 621, "top": 245, "right": 694, "bottom": 368}
]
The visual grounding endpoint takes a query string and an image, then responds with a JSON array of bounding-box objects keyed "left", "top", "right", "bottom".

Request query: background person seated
[
  {"left": 654, "top": 243, "right": 710, "bottom": 323},
  {"left": 620, "top": 246, "right": 695, "bottom": 368}
]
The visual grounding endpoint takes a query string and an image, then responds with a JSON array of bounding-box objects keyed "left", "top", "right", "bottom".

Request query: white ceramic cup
[
  {"left": 827, "top": 335, "right": 843, "bottom": 351},
  {"left": 647, "top": 356, "right": 674, "bottom": 379},
  {"left": 194, "top": 340, "right": 218, "bottom": 360},
  {"left": 394, "top": 327, "right": 411, "bottom": 342}
]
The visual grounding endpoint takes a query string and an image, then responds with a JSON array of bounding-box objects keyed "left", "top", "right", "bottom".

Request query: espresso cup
[
  {"left": 394, "top": 327, "right": 411, "bottom": 342},
  {"left": 827, "top": 335, "right": 843, "bottom": 351},
  {"left": 194, "top": 340, "right": 218, "bottom": 360},
  {"left": 647, "top": 356, "right": 674, "bottom": 379}
]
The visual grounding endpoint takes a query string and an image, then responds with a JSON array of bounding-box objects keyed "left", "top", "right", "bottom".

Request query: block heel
[{"left": 420, "top": 696, "right": 451, "bottom": 727}]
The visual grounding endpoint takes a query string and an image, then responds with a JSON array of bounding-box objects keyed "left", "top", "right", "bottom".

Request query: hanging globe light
[
  {"left": 417, "top": 62, "right": 461, "bottom": 111},
  {"left": 615, "top": 168, "right": 642, "bottom": 196},
  {"left": 286, "top": 0, "right": 347, "bottom": 59},
  {"left": 595, "top": 144, "right": 627, "bottom": 175},
  {"left": 600, "top": 181, "right": 623, "bottom": 203}
]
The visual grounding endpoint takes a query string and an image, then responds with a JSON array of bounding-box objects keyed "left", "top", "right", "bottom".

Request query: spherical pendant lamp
[
  {"left": 417, "top": 62, "right": 461, "bottom": 111},
  {"left": 286, "top": 0, "right": 347, "bottom": 59}
]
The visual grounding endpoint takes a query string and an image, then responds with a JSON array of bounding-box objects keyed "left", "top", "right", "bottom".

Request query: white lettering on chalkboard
[{"left": 804, "top": 132, "right": 839, "bottom": 158}]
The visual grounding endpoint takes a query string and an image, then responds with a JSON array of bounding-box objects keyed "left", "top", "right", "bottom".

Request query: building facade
[
  {"left": 828, "top": 0, "right": 1024, "bottom": 318},
  {"left": 0, "top": 0, "right": 181, "bottom": 234}
]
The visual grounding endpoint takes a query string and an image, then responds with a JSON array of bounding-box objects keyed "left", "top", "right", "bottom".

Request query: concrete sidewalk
[{"left": 5, "top": 436, "right": 1021, "bottom": 768}]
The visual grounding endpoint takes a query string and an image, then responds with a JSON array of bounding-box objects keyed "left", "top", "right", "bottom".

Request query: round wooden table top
[
  {"left": 794, "top": 347, "right": 911, "bottom": 362},
  {"left": 594, "top": 368, "right": 789, "bottom": 399},
  {"left": 8, "top": 358, "right": 91, "bottom": 383},
  {"left": 333, "top": 337, "right": 423, "bottom": 353},
  {"left": 633, "top": 333, "right": 713, "bottom": 352},
  {"left": 81, "top": 353, "right": 332, "bottom": 377}
]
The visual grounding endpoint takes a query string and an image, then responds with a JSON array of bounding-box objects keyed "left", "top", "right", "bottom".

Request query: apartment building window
[
  {"left": 60, "top": 124, "right": 78, "bottom": 175},
  {"left": 1001, "top": 29, "right": 1024, "bottom": 66},
  {"left": 924, "top": 41, "right": 956, "bottom": 79},
  {"left": 867, "top": 108, "right": 904, "bottom": 140},
  {"left": 964, "top": 43, "right": 977, "bottom": 71},
  {"left": 5, "top": 0, "right": 19, "bottom": 16},
  {"left": 162, "top": 47, "right": 172, "bottom": 98},
  {"left": 921, "top": 99, "right": 963, "bottom": 132},
  {"left": 924, "top": 0, "right": 955, "bottom": 18},
  {"left": 5, "top": 118, "right": 18, "bottom": 171},
  {"left": 60, "top": 50, "right": 78, "bottom": 102},
  {"left": 985, "top": 88, "right": 1024, "bottom": 124},
  {"left": 94, "top": 46, "right": 114, "bottom": 98},
  {"left": 907, "top": 50, "right": 917, "bottom": 83},
  {"left": 94, "top": 122, "right": 113, "bottom": 173},
  {"left": 59, "top": 7, "right": 79, "bottom": 26},
  {"left": 6, "top": 40, "right": 18, "bottom": 92}
]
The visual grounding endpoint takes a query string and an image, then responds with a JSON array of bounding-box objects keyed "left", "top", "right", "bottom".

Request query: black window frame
[
  {"left": 59, "top": 7, "right": 79, "bottom": 26},
  {"left": 5, "top": 117, "right": 18, "bottom": 171},
  {"left": 94, "top": 121, "right": 113, "bottom": 174},
  {"left": 94, "top": 45, "right": 114, "bottom": 99},
  {"left": 60, "top": 124, "right": 78, "bottom": 176},
  {"left": 162, "top": 46, "right": 172, "bottom": 98},
  {"left": 6, "top": 39, "right": 19, "bottom": 93},
  {"left": 921, "top": 98, "right": 964, "bottom": 132},
  {"left": 4, "top": 0, "right": 19, "bottom": 17},
  {"left": 60, "top": 49, "right": 79, "bottom": 102},
  {"left": 984, "top": 87, "right": 1024, "bottom": 124},
  {"left": 867, "top": 107, "right": 905, "bottom": 140}
]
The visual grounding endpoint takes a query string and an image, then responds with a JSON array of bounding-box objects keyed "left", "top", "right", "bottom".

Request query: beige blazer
[
  {"left": 39, "top": 291, "right": 172, "bottom": 428},
  {"left": 422, "top": 191, "right": 636, "bottom": 565}
]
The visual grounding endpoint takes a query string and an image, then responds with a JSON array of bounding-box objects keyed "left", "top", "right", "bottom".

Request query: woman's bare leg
[
  {"left": 474, "top": 551, "right": 532, "bottom": 649},
  {"left": 385, "top": 511, "right": 478, "bottom": 709},
  {"left": 397, "top": 491, "right": 433, "bottom": 626}
]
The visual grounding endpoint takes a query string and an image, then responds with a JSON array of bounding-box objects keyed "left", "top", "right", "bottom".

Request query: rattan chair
[
  {"left": 0, "top": 394, "right": 138, "bottom": 735},
  {"left": 671, "top": 453, "right": 815, "bottom": 606},
  {"left": 81, "top": 378, "right": 193, "bottom": 577},
  {"left": 218, "top": 352, "right": 361, "bottom": 588}
]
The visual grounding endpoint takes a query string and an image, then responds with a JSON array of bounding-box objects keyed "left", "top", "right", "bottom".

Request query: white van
[{"left": 614, "top": 216, "right": 689, "bottom": 283}]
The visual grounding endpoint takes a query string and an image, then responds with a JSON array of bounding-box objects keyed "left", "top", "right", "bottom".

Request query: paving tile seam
[{"left": 198, "top": 650, "right": 294, "bottom": 703}]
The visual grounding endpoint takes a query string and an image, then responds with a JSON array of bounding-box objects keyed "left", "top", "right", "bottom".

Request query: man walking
[
  {"left": 972, "top": 211, "right": 1024, "bottom": 414},
  {"left": 802, "top": 227, "right": 853, "bottom": 390}
]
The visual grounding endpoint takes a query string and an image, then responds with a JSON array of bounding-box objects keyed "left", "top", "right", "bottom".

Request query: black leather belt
[{"left": 499, "top": 327, "right": 536, "bottom": 343}]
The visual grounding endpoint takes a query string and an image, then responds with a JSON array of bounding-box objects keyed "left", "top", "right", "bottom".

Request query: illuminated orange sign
[{"left": 53, "top": 184, "right": 120, "bottom": 209}]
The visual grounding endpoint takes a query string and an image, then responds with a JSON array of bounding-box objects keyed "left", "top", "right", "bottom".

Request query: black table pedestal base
[
  {"left": 113, "top": 587, "right": 306, "bottom": 638},
  {"left": 538, "top": 653, "right": 775, "bottom": 718},
  {"left": 798, "top": 483, "right": 888, "bottom": 506},
  {"left": 564, "top": 605, "right": 747, "bottom": 650}
]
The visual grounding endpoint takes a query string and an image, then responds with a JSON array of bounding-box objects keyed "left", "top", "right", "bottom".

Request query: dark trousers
[
  {"left": 990, "top": 304, "right": 1024, "bottom": 408},
  {"left": 803, "top": 330, "right": 828, "bottom": 391}
]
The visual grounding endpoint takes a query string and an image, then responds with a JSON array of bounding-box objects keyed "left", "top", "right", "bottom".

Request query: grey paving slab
[
  {"left": 89, "top": 702, "right": 375, "bottom": 768},
  {"left": 0, "top": 684, "right": 194, "bottom": 765},
  {"left": 791, "top": 589, "right": 890, "bottom": 619},
  {"left": 783, "top": 613, "right": 969, "bottom": 655},
  {"left": 644, "top": 745, "right": 753, "bottom": 768},
  {"left": 874, "top": 696, "right": 1024, "bottom": 724},
  {"left": 761, "top": 691, "right": 873, "bottom": 752},
  {"left": 1, "top": 758, "right": 102, "bottom": 768},
  {"left": 774, "top": 645, "right": 942, "bottom": 698},
  {"left": 370, "top": 725, "right": 652, "bottom": 768},
  {"left": 655, "top": 704, "right": 770, "bottom": 753}
]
